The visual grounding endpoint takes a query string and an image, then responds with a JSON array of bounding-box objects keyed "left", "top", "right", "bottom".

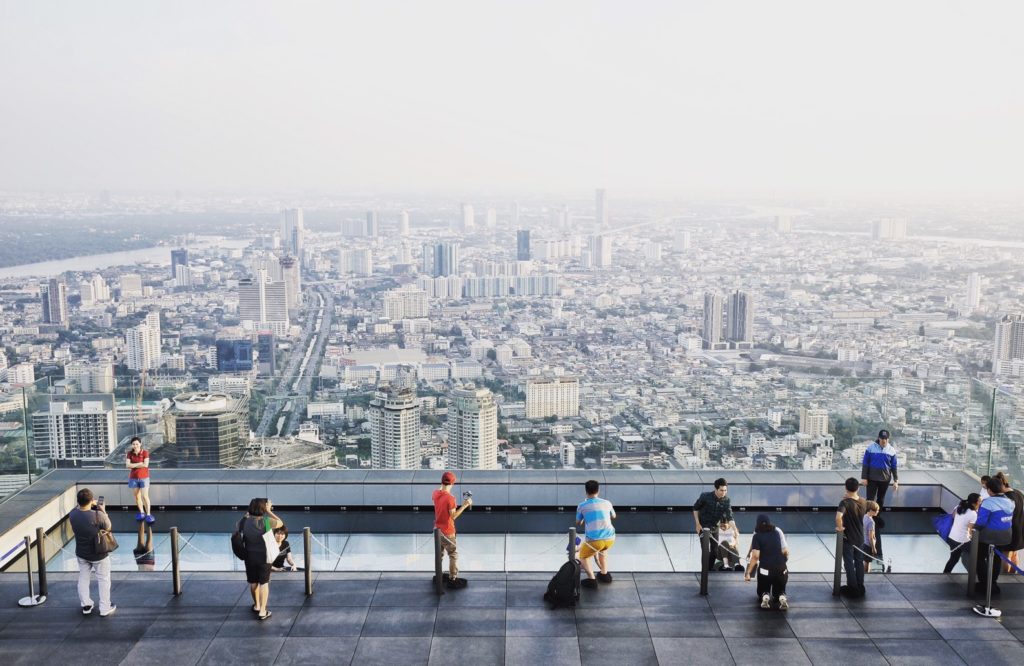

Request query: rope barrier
[
  {"left": 179, "top": 535, "right": 216, "bottom": 559},
  {"left": 993, "top": 548, "right": 1024, "bottom": 576},
  {"left": 309, "top": 533, "right": 346, "bottom": 560}
]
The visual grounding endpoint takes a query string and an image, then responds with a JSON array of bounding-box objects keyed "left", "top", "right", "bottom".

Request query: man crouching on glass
[{"left": 432, "top": 471, "right": 472, "bottom": 588}]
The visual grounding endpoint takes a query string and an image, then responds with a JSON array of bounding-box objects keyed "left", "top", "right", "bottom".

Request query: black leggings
[{"left": 943, "top": 537, "right": 969, "bottom": 574}]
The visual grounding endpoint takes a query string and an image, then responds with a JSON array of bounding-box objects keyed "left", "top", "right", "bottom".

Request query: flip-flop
[
  {"left": 258, "top": 610, "right": 272, "bottom": 621},
  {"left": 252, "top": 605, "right": 260, "bottom": 613}
]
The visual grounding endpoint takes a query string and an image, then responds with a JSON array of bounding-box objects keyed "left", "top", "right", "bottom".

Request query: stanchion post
[
  {"left": 35, "top": 527, "right": 47, "bottom": 599},
  {"left": 568, "top": 527, "right": 577, "bottom": 563},
  {"left": 967, "top": 530, "right": 980, "bottom": 598},
  {"left": 303, "top": 527, "right": 313, "bottom": 597},
  {"left": 832, "top": 531, "right": 844, "bottom": 596},
  {"left": 170, "top": 527, "right": 182, "bottom": 596},
  {"left": 985, "top": 545, "right": 994, "bottom": 609},
  {"left": 699, "top": 529, "right": 709, "bottom": 596},
  {"left": 433, "top": 528, "right": 445, "bottom": 596},
  {"left": 17, "top": 534, "right": 45, "bottom": 607}
]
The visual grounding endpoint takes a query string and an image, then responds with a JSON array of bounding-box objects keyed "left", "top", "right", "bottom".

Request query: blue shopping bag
[{"left": 932, "top": 511, "right": 954, "bottom": 541}]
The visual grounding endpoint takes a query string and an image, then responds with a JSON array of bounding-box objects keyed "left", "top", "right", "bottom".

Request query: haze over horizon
[{"left": 2, "top": 1, "right": 1022, "bottom": 199}]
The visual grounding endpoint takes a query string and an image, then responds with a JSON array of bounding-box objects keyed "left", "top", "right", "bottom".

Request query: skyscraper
[
  {"left": 238, "top": 271, "right": 289, "bottom": 335},
  {"left": 993, "top": 313, "right": 1024, "bottom": 376},
  {"left": 461, "top": 203, "right": 475, "bottom": 230},
  {"left": 595, "top": 188, "right": 608, "bottom": 229},
  {"left": 966, "top": 272, "right": 982, "bottom": 310},
  {"left": 591, "top": 235, "right": 612, "bottom": 268},
  {"left": 365, "top": 210, "right": 379, "bottom": 236},
  {"left": 516, "top": 229, "right": 531, "bottom": 261},
  {"left": 171, "top": 248, "right": 189, "bottom": 279},
  {"left": 398, "top": 210, "right": 410, "bottom": 236},
  {"left": 702, "top": 292, "right": 726, "bottom": 350},
  {"left": 171, "top": 392, "right": 248, "bottom": 467},
  {"left": 799, "top": 407, "right": 829, "bottom": 437},
  {"left": 726, "top": 290, "right": 754, "bottom": 348},
  {"left": 485, "top": 207, "right": 497, "bottom": 229},
  {"left": 126, "top": 311, "right": 161, "bottom": 371},
  {"left": 256, "top": 331, "right": 276, "bottom": 376},
  {"left": 447, "top": 386, "right": 498, "bottom": 469},
  {"left": 216, "top": 339, "right": 254, "bottom": 372},
  {"left": 33, "top": 393, "right": 117, "bottom": 466},
  {"left": 673, "top": 229, "right": 692, "bottom": 252},
  {"left": 279, "top": 255, "right": 302, "bottom": 314},
  {"left": 40, "top": 278, "right": 69, "bottom": 328},
  {"left": 281, "top": 208, "right": 304, "bottom": 255},
  {"left": 369, "top": 386, "right": 421, "bottom": 469},
  {"left": 433, "top": 242, "right": 460, "bottom": 277},
  {"left": 525, "top": 377, "right": 580, "bottom": 419}
]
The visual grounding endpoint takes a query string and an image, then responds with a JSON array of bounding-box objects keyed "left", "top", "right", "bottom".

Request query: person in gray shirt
[{"left": 69, "top": 488, "right": 116, "bottom": 616}]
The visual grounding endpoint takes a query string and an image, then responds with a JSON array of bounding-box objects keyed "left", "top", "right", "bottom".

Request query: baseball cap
[
  {"left": 878, "top": 430, "right": 890, "bottom": 440},
  {"left": 441, "top": 471, "right": 457, "bottom": 485}
]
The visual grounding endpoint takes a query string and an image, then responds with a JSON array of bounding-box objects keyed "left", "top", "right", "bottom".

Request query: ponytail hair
[{"left": 957, "top": 493, "right": 981, "bottom": 515}]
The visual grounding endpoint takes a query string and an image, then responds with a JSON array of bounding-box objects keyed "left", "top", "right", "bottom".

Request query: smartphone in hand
[{"left": 97, "top": 495, "right": 105, "bottom": 509}]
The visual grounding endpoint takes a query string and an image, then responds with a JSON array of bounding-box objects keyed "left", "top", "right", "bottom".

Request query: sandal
[
  {"left": 252, "top": 605, "right": 260, "bottom": 613},
  {"left": 258, "top": 610, "right": 272, "bottom": 621}
]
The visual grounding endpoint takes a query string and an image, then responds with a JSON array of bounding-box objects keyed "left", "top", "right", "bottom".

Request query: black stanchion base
[
  {"left": 972, "top": 605, "right": 1002, "bottom": 618},
  {"left": 18, "top": 594, "right": 46, "bottom": 607}
]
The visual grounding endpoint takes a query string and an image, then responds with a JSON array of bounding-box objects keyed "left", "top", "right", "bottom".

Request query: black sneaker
[
  {"left": 446, "top": 577, "right": 468, "bottom": 589},
  {"left": 733, "top": 564, "right": 745, "bottom": 572},
  {"left": 857, "top": 585, "right": 866, "bottom": 598},
  {"left": 596, "top": 572, "right": 613, "bottom": 584},
  {"left": 581, "top": 578, "right": 598, "bottom": 589},
  {"left": 82, "top": 604, "right": 93, "bottom": 615}
]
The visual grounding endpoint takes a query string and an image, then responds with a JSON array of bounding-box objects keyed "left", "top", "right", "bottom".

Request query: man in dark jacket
[
  {"left": 994, "top": 472, "right": 1023, "bottom": 576},
  {"left": 693, "top": 478, "right": 738, "bottom": 574},
  {"left": 69, "top": 488, "right": 116, "bottom": 616}
]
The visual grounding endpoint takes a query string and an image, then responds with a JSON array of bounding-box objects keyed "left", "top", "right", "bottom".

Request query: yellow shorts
[{"left": 579, "top": 538, "right": 615, "bottom": 559}]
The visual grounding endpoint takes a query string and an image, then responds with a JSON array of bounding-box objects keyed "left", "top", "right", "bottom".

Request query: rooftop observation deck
[{"left": 0, "top": 469, "right": 1021, "bottom": 664}]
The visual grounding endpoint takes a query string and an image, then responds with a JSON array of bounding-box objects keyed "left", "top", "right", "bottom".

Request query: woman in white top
[{"left": 943, "top": 493, "right": 980, "bottom": 574}]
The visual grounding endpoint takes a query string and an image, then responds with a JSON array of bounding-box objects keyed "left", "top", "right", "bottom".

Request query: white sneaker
[
  {"left": 100, "top": 605, "right": 117, "bottom": 617},
  {"left": 760, "top": 593, "right": 771, "bottom": 609},
  {"left": 778, "top": 595, "right": 789, "bottom": 611}
]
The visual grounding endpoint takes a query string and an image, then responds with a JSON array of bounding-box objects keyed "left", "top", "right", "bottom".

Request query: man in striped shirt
[{"left": 577, "top": 479, "right": 617, "bottom": 588}]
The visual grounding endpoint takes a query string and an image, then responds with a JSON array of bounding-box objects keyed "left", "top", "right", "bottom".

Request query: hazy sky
[{"left": 1, "top": 1, "right": 1022, "bottom": 198}]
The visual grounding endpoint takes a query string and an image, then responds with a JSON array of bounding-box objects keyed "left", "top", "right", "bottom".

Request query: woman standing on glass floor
[{"left": 126, "top": 436, "right": 154, "bottom": 524}]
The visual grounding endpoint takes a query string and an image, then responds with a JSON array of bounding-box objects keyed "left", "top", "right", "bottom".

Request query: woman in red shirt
[{"left": 126, "top": 436, "right": 154, "bottom": 523}]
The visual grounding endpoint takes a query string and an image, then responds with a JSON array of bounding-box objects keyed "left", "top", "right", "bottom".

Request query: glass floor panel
[{"left": 42, "top": 531, "right": 963, "bottom": 574}]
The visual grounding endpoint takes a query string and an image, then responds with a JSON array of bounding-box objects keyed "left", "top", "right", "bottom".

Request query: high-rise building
[
  {"left": 126, "top": 311, "right": 161, "bottom": 371},
  {"left": 33, "top": 393, "right": 117, "bottom": 467},
  {"left": 591, "top": 235, "right": 611, "bottom": 268},
  {"left": 399, "top": 210, "right": 410, "bottom": 236},
  {"left": 281, "top": 208, "right": 304, "bottom": 256},
  {"left": 673, "top": 229, "right": 692, "bottom": 252},
  {"left": 516, "top": 229, "right": 531, "bottom": 261},
  {"left": 238, "top": 271, "right": 289, "bottom": 335},
  {"left": 799, "top": 407, "right": 829, "bottom": 438},
  {"left": 447, "top": 386, "right": 498, "bottom": 469},
  {"left": 366, "top": 210, "right": 379, "bottom": 237},
  {"left": 174, "top": 263, "right": 192, "bottom": 289},
  {"left": 279, "top": 255, "right": 302, "bottom": 314},
  {"left": 170, "top": 392, "right": 248, "bottom": 467},
  {"left": 120, "top": 274, "right": 143, "bottom": 298},
  {"left": 351, "top": 248, "right": 374, "bottom": 276},
  {"left": 485, "top": 208, "right": 497, "bottom": 229},
  {"left": 369, "top": 386, "right": 421, "bottom": 469},
  {"left": 525, "top": 376, "right": 580, "bottom": 419},
  {"left": 726, "top": 290, "right": 754, "bottom": 348},
  {"left": 595, "top": 188, "right": 608, "bottom": 229},
  {"left": 871, "top": 218, "right": 908, "bottom": 241},
  {"left": 64, "top": 360, "right": 115, "bottom": 393},
  {"left": 702, "top": 293, "right": 725, "bottom": 350},
  {"left": 966, "top": 273, "right": 982, "bottom": 311},
  {"left": 775, "top": 216, "right": 793, "bottom": 233},
  {"left": 89, "top": 274, "right": 110, "bottom": 302},
  {"left": 461, "top": 203, "right": 475, "bottom": 230},
  {"left": 256, "top": 331, "right": 276, "bottom": 376},
  {"left": 382, "top": 287, "right": 428, "bottom": 320},
  {"left": 644, "top": 241, "right": 662, "bottom": 263},
  {"left": 171, "top": 248, "right": 189, "bottom": 279},
  {"left": 216, "top": 339, "right": 254, "bottom": 372},
  {"left": 993, "top": 313, "right": 1024, "bottom": 376},
  {"left": 40, "top": 278, "right": 69, "bottom": 328},
  {"left": 433, "top": 242, "right": 460, "bottom": 277},
  {"left": 560, "top": 442, "right": 576, "bottom": 467}
]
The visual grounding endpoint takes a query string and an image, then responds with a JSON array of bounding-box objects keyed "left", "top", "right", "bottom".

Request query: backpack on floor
[
  {"left": 230, "top": 517, "right": 248, "bottom": 561},
  {"left": 543, "top": 558, "right": 581, "bottom": 609}
]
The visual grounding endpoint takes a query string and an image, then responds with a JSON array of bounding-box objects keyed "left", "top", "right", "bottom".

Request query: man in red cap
[{"left": 433, "top": 471, "right": 472, "bottom": 588}]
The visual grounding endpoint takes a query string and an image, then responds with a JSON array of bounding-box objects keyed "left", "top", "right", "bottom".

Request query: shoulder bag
[
  {"left": 94, "top": 510, "right": 119, "bottom": 555},
  {"left": 262, "top": 516, "right": 281, "bottom": 564}
]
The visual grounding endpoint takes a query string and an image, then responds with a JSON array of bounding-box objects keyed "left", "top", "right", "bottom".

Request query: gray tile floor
[{"left": 0, "top": 571, "right": 1021, "bottom": 665}]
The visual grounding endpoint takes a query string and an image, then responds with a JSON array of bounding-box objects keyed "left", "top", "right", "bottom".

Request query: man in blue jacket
[
  {"left": 861, "top": 429, "right": 899, "bottom": 508},
  {"left": 975, "top": 476, "right": 1016, "bottom": 595}
]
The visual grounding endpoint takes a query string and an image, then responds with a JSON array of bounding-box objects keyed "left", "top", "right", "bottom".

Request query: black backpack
[
  {"left": 543, "top": 558, "right": 581, "bottom": 608},
  {"left": 231, "top": 518, "right": 247, "bottom": 561}
]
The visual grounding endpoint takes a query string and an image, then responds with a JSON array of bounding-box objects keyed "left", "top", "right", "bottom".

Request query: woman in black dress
[{"left": 241, "top": 497, "right": 283, "bottom": 620}]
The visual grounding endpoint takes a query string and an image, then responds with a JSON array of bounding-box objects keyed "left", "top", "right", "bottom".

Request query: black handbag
[{"left": 94, "top": 510, "right": 119, "bottom": 555}]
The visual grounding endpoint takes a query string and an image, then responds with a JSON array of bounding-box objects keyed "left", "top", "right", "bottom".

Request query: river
[{"left": 0, "top": 236, "right": 253, "bottom": 280}]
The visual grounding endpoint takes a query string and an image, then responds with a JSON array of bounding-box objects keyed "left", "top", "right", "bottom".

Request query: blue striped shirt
[
  {"left": 576, "top": 497, "right": 616, "bottom": 541},
  {"left": 861, "top": 441, "right": 899, "bottom": 483},
  {"left": 976, "top": 495, "right": 1015, "bottom": 546}
]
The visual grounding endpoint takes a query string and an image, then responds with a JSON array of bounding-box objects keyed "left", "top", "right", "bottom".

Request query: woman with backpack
[
  {"left": 239, "top": 497, "right": 283, "bottom": 620},
  {"left": 943, "top": 493, "right": 980, "bottom": 574}
]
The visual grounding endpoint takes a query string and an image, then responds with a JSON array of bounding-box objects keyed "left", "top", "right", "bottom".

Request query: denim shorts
[{"left": 128, "top": 477, "right": 150, "bottom": 489}]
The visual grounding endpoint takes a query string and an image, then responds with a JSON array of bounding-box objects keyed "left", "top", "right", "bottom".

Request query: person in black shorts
[{"left": 240, "top": 497, "right": 283, "bottom": 620}]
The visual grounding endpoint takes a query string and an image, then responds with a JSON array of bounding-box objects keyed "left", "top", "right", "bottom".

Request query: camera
[{"left": 462, "top": 490, "right": 473, "bottom": 509}]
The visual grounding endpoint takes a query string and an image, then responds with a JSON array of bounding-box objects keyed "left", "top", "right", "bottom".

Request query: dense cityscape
[{"left": 0, "top": 192, "right": 1021, "bottom": 495}]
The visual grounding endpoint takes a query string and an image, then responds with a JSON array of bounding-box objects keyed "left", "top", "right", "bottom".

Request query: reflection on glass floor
[{"left": 45, "top": 531, "right": 967, "bottom": 574}]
